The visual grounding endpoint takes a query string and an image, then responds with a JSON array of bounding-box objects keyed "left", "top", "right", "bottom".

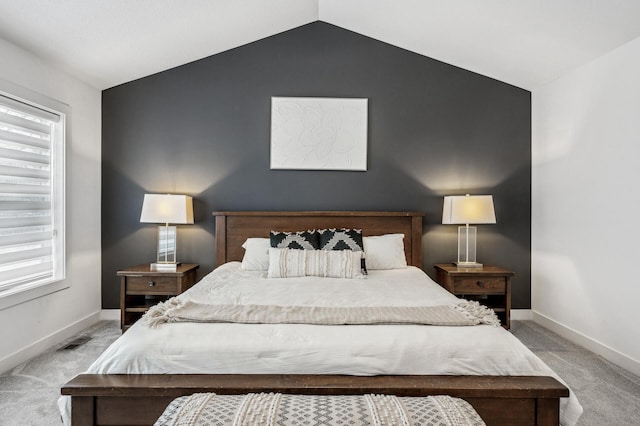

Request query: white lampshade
[
  {"left": 442, "top": 195, "right": 496, "bottom": 225},
  {"left": 140, "top": 194, "right": 194, "bottom": 225}
]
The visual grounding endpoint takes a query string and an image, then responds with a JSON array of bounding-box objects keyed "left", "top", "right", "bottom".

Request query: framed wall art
[{"left": 270, "top": 97, "right": 368, "bottom": 171}]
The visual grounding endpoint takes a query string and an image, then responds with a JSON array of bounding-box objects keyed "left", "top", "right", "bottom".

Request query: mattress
[{"left": 59, "top": 262, "right": 582, "bottom": 425}]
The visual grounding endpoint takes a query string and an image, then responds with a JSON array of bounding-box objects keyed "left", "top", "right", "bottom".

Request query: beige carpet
[
  {"left": 510, "top": 320, "right": 640, "bottom": 425},
  {"left": 0, "top": 320, "right": 638, "bottom": 425},
  {"left": 0, "top": 321, "right": 120, "bottom": 425}
]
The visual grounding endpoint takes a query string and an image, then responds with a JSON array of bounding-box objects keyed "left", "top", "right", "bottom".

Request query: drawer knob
[
  {"left": 148, "top": 281, "right": 155, "bottom": 287},
  {"left": 477, "top": 281, "right": 484, "bottom": 288}
]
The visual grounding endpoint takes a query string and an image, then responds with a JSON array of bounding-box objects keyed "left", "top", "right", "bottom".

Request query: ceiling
[{"left": 1, "top": 0, "right": 640, "bottom": 90}]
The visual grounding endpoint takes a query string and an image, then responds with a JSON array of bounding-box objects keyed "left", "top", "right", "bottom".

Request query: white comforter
[{"left": 60, "top": 263, "right": 582, "bottom": 425}]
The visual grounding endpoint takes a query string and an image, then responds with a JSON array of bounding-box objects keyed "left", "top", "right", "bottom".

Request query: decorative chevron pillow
[
  {"left": 318, "top": 228, "right": 364, "bottom": 251},
  {"left": 270, "top": 230, "right": 319, "bottom": 250}
]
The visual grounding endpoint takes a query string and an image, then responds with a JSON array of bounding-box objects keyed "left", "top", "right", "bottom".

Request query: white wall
[
  {"left": 532, "top": 35, "right": 640, "bottom": 374},
  {"left": 0, "top": 38, "right": 102, "bottom": 372}
]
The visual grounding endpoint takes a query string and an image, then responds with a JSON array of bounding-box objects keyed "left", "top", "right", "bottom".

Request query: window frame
[{"left": 0, "top": 79, "right": 68, "bottom": 310}]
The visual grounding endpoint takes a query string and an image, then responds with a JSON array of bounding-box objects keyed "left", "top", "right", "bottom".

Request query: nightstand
[
  {"left": 434, "top": 264, "right": 514, "bottom": 329},
  {"left": 117, "top": 263, "right": 199, "bottom": 332}
]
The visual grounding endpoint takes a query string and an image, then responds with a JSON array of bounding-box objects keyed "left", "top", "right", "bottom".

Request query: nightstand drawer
[
  {"left": 126, "top": 276, "right": 178, "bottom": 293},
  {"left": 453, "top": 277, "right": 505, "bottom": 294}
]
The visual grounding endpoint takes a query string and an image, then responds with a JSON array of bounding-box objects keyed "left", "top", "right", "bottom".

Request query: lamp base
[
  {"left": 457, "top": 225, "right": 480, "bottom": 266},
  {"left": 454, "top": 261, "right": 483, "bottom": 268},
  {"left": 150, "top": 262, "right": 182, "bottom": 272},
  {"left": 157, "top": 225, "right": 177, "bottom": 264}
]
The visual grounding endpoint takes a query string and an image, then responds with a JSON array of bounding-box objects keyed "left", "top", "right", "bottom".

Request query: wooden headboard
[{"left": 212, "top": 211, "right": 424, "bottom": 268}]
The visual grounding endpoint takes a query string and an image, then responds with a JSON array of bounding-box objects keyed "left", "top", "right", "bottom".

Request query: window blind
[{"left": 0, "top": 93, "right": 64, "bottom": 293}]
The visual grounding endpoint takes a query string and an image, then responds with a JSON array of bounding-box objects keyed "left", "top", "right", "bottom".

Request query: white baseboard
[
  {"left": 0, "top": 311, "right": 101, "bottom": 374},
  {"left": 533, "top": 311, "right": 640, "bottom": 377},
  {"left": 100, "top": 309, "right": 120, "bottom": 321},
  {"left": 511, "top": 309, "right": 533, "bottom": 320}
]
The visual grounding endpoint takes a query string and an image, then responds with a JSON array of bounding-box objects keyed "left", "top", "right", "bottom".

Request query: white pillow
[
  {"left": 268, "top": 248, "right": 364, "bottom": 279},
  {"left": 240, "top": 238, "right": 270, "bottom": 271},
  {"left": 363, "top": 234, "right": 407, "bottom": 270}
]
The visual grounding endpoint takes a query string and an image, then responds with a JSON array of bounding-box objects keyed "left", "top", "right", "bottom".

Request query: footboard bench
[{"left": 61, "top": 374, "right": 568, "bottom": 426}]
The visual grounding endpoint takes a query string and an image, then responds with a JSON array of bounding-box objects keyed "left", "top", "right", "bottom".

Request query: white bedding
[{"left": 59, "top": 262, "right": 582, "bottom": 425}]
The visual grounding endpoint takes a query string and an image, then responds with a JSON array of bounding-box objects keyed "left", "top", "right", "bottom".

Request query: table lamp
[
  {"left": 442, "top": 194, "right": 496, "bottom": 268},
  {"left": 140, "top": 194, "right": 194, "bottom": 270}
]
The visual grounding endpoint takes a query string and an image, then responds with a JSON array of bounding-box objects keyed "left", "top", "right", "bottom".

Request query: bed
[{"left": 61, "top": 211, "right": 582, "bottom": 426}]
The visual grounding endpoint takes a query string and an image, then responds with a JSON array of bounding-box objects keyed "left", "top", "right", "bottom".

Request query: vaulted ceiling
[{"left": 2, "top": 0, "right": 640, "bottom": 90}]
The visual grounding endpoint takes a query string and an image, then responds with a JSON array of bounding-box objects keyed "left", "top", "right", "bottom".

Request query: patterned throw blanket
[
  {"left": 143, "top": 298, "right": 500, "bottom": 328},
  {"left": 154, "top": 393, "right": 486, "bottom": 426}
]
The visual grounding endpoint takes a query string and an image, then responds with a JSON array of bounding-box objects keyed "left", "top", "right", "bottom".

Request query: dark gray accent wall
[{"left": 102, "top": 22, "right": 531, "bottom": 309}]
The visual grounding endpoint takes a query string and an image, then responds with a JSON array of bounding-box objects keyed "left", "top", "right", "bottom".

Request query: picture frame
[{"left": 270, "top": 97, "right": 368, "bottom": 171}]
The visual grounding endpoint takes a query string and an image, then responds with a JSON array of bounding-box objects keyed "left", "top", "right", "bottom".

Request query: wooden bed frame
[
  {"left": 62, "top": 211, "right": 568, "bottom": 426},
  {"left": 213, "top": 210, "right": 425, "bottom": 267}
]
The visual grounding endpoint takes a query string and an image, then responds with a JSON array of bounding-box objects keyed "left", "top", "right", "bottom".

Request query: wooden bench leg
[
  {"left": 71, "top": 396, "right": 95, "bottom": 426},
  {"left": 536, "top": 398, "right": 560, "bottom": 426}
]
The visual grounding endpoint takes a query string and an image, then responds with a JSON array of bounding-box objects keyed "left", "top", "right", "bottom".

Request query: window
[{"left": 0, "top": 92, "right": 65, "bottom": 299}]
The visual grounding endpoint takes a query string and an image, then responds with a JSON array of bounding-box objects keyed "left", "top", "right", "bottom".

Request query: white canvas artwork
[{"left": 270, "top": 97, "right": 368, "bottom": 171}]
